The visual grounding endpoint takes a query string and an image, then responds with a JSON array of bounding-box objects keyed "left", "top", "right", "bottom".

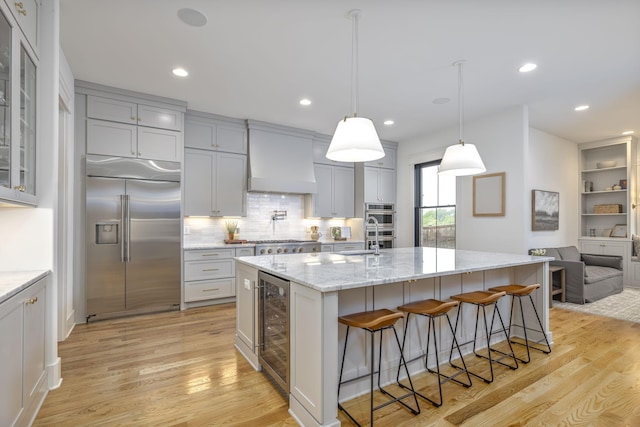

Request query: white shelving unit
[{"left": 578, "top": 136, "right": 637, "bottom": 285}]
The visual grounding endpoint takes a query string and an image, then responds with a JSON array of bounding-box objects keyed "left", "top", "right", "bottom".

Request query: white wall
[
  {"left": 397, "top": 106, "right": 579, "bottom": 255},
  {"left": 527, "top": 128, "right": 579, "bottom": 249}
]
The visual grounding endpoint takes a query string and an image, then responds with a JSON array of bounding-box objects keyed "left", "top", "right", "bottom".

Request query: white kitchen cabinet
[
  {"left": 0, "top": 4, "right": 38, "bottom": 206},
  {"left": 184, "top": 148, "right": 247, "bottom": 216},
  {"left": 311, "top": 137, "right": 355, "bottom": 167},
  {"left": 234, "top": 262, "right": 260, "bottom": 369},
  {"left": 305, "top": 164, "right": 354, "bottom": 218},
  {"left": 185, "top": 111, "right": 247, "bottom": 154},
  {"left": 365, "top": 145, "right": 396, "bottom": 169},
  {"left": 87, "top": 95, "right": 182, "bottom": 131},
  {"left": 184, "top": 247, "right": 254, "bottom": 306},
  {"left": 321, "top": 244, "right": 333, "bottom": 252},
  {"left": 579, "top": 240, "right": 626, "bottom": 257},
  {"left": 321, "top": 242, "right": 365, "bottom": 253},
  {"left": 4, "top": 0, "right": 38, "bottom": 54},
  {"left": 364, "top": 167, "right": 395, "bottom": 203},
  {"left": 86, "top": 119, "right": 181, "bottom": 162},
  {"left": 0, "top": 274, "right": 48, "bottom": 427}
]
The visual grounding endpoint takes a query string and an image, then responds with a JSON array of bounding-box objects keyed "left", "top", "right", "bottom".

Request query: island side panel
[
  {"left": 235, "top": 263, "right": 260, "bottom": 370},
  {"left": 289, "top": 282, "right": 339, "bottom": 427}
]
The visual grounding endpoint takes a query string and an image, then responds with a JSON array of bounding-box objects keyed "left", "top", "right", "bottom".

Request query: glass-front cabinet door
[
  {"left": 0, "top": 3, "right": 37, "bottom": 206},
  {"left": 0, "top": 11, "right": 10, "bottom": 191},
  {"left": 20, "top": 46, "right": 35, "bottom": 194}
]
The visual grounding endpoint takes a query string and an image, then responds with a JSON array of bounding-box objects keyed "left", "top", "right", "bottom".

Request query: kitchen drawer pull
[
  {"left": 25, "top": 297, "right": 37, "bottom": 305},
  {"left": 202, "top": 288, "right": 220, "bottom": 292},
  {"left": 202, "top": 268, "right": 219, "bottom": 272},
  {"left": 201, "top": 253, "right": 220, "bottom": 257}
]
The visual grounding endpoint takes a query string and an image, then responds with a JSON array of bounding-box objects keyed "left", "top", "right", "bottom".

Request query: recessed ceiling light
[
  {"left": 433, "top": 97, "right": 450, "bottom": 105},
  {"left": 518, "top": 63, "right": 537, "bottom": 72},
  {"left": 172, "top": 68, "right": 188, "bottom": 77},
  {"left": 177, "top": 8, "right": 208, "bottom": 27},
  {"left": 383, "top": 120, "right": 394, "bottom": 126},
  {"left": 574, "top": 105, "right": 589, "bottom": 111},
  {"left": 622, "top": 130, "right": 635, "bottom": 135},
  {"left": 299, "top": 98, "right": 312, "bottom": 106}
]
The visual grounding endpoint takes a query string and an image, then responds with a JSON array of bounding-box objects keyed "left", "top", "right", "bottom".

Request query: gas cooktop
[{"left": 247, "top": 239, "right": 314, "bottom": 244}]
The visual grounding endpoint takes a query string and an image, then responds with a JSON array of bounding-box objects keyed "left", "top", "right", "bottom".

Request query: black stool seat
[
  {"left": 488, "top": 284, "right": 552, "bottom": 363},
  {"left": 396, "top": 299, "right": 472, "bottom": 408},
  {"left": 338, "top": 308, "right": 420, "bottom": 426}
]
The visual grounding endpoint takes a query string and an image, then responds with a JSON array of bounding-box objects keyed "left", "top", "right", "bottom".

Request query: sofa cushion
[
  {"left": 584, "top": 265, "right": 623, "bottom": 284},
  {"left": 557, "top": 246, "right": 581, "bottom": 261},
  {"left": 581, "top": 253, "right": 622, "bottom": 270},
  {"left": 542, "top": 248, "right": 561, "bottom": 260}
]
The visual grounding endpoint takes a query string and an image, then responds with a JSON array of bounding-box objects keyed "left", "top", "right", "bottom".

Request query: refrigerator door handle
[
  {"left": 120, "top": 194, "right": 126, "bottom": 262},
  {"left": 125, "top": 194, "right": 131, "bottom": 262}
]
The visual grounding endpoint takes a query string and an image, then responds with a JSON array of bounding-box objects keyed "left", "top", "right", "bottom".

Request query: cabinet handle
[
  {"left": 15, "top": 2, "right": 26, "bottom": 15},
  {"left": 131, "top": 151, "right": 135, "bottom": 155},
  {"left": 202, "top": 268, "right": 219, "bottom": 272},
  {"left": 25, "top": 296, "right": 37, "bottom": 304},
  {"left": 130, "top": 116, "right": 136, "bottom": 121},
  {"left": 137, "top": 117, "right": 142, "bottom": 121},
  {"left": 14, "top": 185, "right": 25, "bottom": 191},
  {"left": 202, "top": 288, "right": 220, "bottom": 292}
]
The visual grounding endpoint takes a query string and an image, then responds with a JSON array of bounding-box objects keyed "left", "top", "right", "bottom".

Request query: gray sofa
[{"left": 531, "top": 246, "right": 623, "bottom": 304}]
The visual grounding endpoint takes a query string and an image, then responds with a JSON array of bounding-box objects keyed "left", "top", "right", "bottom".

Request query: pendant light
[
  {"left": 438, "top": 61, "right": 486, "bottom": 176},
  {"left": 326, "top": 9, "right": 385, "bottom": 163}
]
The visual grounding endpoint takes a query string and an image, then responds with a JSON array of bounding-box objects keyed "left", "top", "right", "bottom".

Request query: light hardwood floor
[{"left": 35, "top": 304, "right": 640, "bottom": 426}]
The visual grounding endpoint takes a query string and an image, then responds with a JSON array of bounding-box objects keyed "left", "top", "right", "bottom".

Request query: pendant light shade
[
  {"left": 327, "top": 116, "right": 385, "bottom": 162},
  {"left": 327, "top": 9, "right": 384, "bottom": 163},
  {"left": 438, "top": 61, "right": 486, "bottom": 176}
]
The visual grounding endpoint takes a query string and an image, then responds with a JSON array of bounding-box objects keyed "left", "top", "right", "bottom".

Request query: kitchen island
[{"left": 235, "top": 247, "right": 552, "bottom": 427}]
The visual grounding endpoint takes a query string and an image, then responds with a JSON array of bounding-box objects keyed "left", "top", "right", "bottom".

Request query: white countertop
[
  {"left": 236, "top": 247, "right": 553, "bottom": 292},
  {"left": 0, "top": 270, "right": 50, "bottom": 304},
  {"left": 183, "top": 240, "right": 364, "bottom": 250}
]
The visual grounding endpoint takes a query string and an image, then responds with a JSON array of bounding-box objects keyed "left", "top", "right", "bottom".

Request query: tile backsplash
[{"left": 184, "top": 193, "right": 364, "bottom": 245}]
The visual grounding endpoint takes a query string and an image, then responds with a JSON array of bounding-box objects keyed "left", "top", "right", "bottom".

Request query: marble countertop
[
  {"left": 236, "top": 247, "right": 553, "bottom": 292},
  {"left": 0, "top": 270, "right": 50, "bottom": 305}
]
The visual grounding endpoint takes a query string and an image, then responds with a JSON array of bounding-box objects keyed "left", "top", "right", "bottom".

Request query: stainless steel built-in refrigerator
[{"left": 85, "top": 155, "right": 181, "bottom": 320}]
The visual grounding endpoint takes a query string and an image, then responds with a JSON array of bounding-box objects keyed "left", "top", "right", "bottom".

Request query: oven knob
[
  {"left": 284, "top": 248, "right": 289, "bottom": 253},
  {"left": 267, "top": 249, "right": 273, "bottom": 254},
  {"left": 291, "top": 248, "right": 297, "bottom": 253},
  {"left": 298, "top": 247, "right": 304, "bottom": 252},
  {"left": 277, "top": 248, "right": 282, "bottom": 254},
  {"left": 260, "top": 249, "right": 266, "bottom": 255}
]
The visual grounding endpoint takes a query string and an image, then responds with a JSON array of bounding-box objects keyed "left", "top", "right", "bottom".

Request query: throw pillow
[{"left": 581, "top": 253, "right": 622, "bottom": 270}]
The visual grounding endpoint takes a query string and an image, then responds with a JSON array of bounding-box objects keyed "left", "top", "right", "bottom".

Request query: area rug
[{"left": 553, "top": 287, "right": 640, "bottom": 323}]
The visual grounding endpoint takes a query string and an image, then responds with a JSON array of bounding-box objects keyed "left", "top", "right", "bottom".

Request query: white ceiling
[{"left": 59, "top": 0, "right": 640, "bottom": 144}]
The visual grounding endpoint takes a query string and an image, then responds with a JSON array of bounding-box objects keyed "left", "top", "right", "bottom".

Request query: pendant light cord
[
  {"left": 350, "top": 10, "right": 360, "bottom": 117},
  {"left": 457, "top": 61, "right": 464, "bottom": 145}
]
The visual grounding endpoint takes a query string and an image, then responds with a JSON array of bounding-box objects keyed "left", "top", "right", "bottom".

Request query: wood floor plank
[{"left": 34, "top": 304, "right": 640, "bottom": 426}]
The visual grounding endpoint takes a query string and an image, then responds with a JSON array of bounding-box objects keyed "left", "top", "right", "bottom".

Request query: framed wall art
[
  {"left": 532, "top": 189, "right": 559, "bottom": 231},
  {"left": 473, "top": 172, "right": 505, "bottom": 216}
]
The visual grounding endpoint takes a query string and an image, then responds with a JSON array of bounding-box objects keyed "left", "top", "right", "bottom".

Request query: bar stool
[
  {"left": 338, "top": 308, "right": 420, "bottom": 427},
  {"left": 487, "top": 284, "right": 552, "bottom": 363},
  {"left": 396, "top": 299, "right": 472, "bottom": 408},
  {"left": 450, "top": 290, "right": 518, "bottom": 383}
]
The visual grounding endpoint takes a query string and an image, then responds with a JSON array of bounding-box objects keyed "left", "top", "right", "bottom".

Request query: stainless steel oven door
[
  {"left": 365, "top": 211, "right": 395, "bottom": 227},
  {"left": 367, "top": 237, "right": 395, "bottom": 249},
  {"left": 258, "top": 271, "right": 290, "bottom": 396}
]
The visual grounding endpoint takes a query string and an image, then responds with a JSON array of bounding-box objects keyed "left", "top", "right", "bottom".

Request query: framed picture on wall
[
  {"left": 473, "top": 172, "right": 506, "bottom": 216},
  {"left": 532, "top": 190, "right": 559, "bottom": 231}
]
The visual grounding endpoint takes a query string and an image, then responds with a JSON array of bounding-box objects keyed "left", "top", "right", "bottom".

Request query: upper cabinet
[
  {"left": 4, "top": 0, "right": 38, "bottom": 54},
  {"left": 0, "top": 3, "right": 38, "bottom": 206},
  {"left": 77, "top": 81, "right": 187, "bottom": 163},
  {"left": 185, "top": 110, "right": 247, "bottom": 154},
  {"left": 354, "top": 141, "right": 398, "bottom": 213}
]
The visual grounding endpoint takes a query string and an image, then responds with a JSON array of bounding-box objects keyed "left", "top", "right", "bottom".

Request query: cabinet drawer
[
  {"left": 184, "top": 248, "right": 235, "bottom": 261},
  {"left": 184, "top": 278, "right": 234, "bottom": 302},
  {"left": 235, "top": 247, "right": 254, "bottom": 257},
  {"left": 184, "top": 259, "right": 234, "bottom": 281},
  {"left": 334, "top": 244, "right": 364, "bottom": 252}
]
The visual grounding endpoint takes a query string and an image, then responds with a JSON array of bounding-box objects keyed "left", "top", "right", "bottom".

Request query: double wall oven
[{"left": 365, "top": 203, "right": 396, "bottom": 249}]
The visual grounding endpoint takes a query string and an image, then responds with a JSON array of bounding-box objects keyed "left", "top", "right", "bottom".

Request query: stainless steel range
[{"left": 249, "top": 239, "right": 321, "bottom": 255}]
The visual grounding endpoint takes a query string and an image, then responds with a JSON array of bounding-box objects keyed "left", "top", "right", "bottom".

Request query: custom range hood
[{"left": 247, "top": 120, "right": 318, "bottom": 194}]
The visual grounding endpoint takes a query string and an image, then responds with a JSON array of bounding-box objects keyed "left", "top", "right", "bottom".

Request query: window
[{"left": 414, "top": 161, "right": 456, "bottom": 248}]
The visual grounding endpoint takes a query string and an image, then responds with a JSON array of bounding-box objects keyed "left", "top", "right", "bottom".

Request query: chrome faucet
[{"left": 366, "top": 216, "right": 380, "bottom": 255}]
